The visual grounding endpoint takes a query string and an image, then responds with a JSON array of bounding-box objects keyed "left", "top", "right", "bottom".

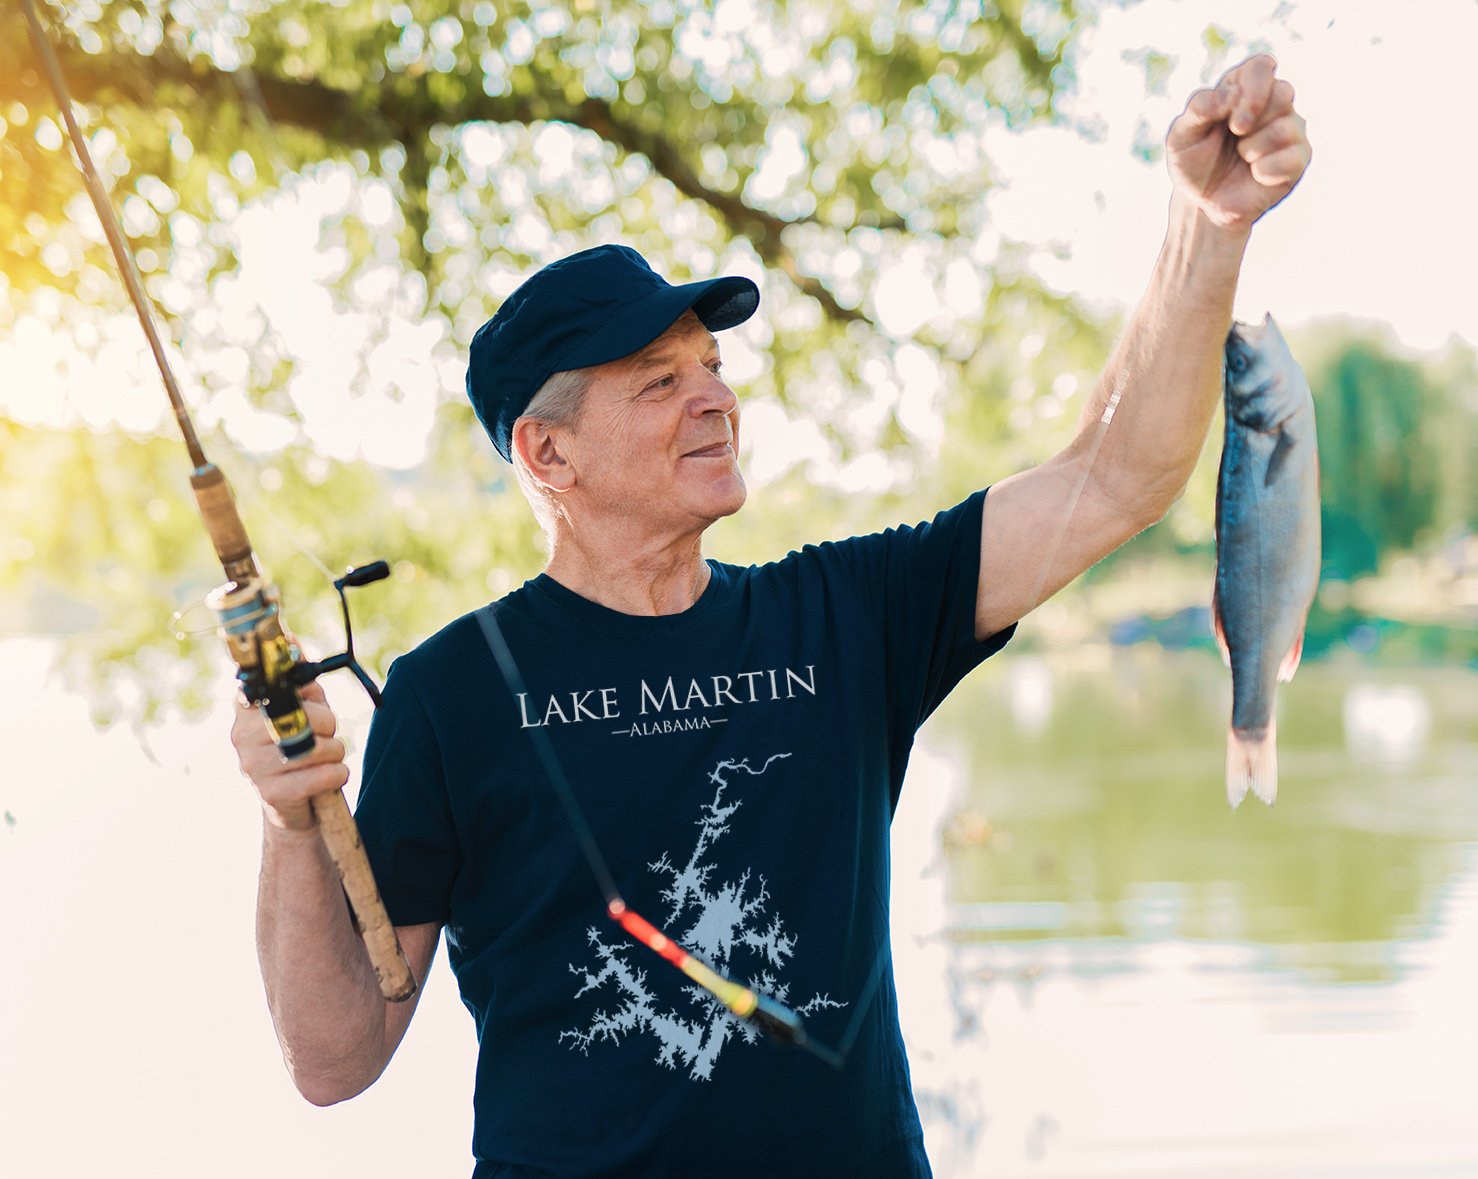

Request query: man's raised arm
[{"left": 976, "top": 54, "right": 1311, "bottom": 639}]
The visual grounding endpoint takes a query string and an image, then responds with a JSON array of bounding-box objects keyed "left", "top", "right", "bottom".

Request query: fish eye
[{"left": 1228, "top": 350, "right": 1249, "bottom": 374}]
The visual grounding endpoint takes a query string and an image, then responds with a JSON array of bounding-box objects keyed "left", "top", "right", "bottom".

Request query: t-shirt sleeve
[
  {"left": 352, "top": 659, "right": 462, "bottom": 928},
  {"left": 824, "top": 487, "right": 1016, "bottom": 733}
]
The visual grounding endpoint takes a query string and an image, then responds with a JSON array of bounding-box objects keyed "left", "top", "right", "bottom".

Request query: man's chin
[
  {"left": 699, "top": 479, "right": 747, "bottom": 524},
  {"left": 719, "top": 476, "right": 747, "bottom": 518}
]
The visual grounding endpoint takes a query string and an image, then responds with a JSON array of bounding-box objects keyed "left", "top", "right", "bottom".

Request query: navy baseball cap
[{"left": 467, "top": 244, "right": 760, "bottom": 461}]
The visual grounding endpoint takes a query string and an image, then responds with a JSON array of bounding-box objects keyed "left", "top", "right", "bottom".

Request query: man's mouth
[{"left": 683, "top": 441, "right": 733, "bottom": 458}]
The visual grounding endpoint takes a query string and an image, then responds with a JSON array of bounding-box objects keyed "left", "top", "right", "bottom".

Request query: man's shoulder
[
  {"left": 387, "top": 579, "right": 544, "bottom": 682},
  {"left": 741, "top": 490, "right": 988, "bottom": 573}
]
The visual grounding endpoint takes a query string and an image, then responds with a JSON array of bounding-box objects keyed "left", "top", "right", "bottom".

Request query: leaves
[{"left": 0, "top": 0, "right": 1107, "bottom": 725}]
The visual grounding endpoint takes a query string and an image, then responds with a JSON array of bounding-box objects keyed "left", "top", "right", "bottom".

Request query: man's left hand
[{"left": 1166, "top": 53, "right": 1311, "bottom": 232}]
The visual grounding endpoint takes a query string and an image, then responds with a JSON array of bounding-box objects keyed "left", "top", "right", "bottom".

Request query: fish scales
[{"left": 1213, "top": 315, "right": 1321, "bottom": 808}]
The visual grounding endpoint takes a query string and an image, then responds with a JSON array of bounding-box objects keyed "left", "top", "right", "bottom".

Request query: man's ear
[{"left": 512, "top": 417, "right": 576, "bottom": 492}]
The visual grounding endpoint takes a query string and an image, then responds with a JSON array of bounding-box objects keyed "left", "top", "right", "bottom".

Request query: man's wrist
[
  {"left": 1157, "top": 194, "right": 1251, "bottom": 305},
  {"left": 262, "top": 802, "right": 321, "bottom": 838},
  {"left": 1166, "top": 194, "right": 1252, "bottom": 259}
]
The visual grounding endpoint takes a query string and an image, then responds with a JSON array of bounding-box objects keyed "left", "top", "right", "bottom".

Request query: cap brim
[{"left": 558, "top": 274, "right": 759, "bottom": 372}]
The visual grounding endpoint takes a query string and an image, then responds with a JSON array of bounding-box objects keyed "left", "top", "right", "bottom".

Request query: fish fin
[
  {"left": 1226, "top": 720, "right": 1278, "bottom": 808},
  {"left": 1211, "top": 587, "right": 1231, "bottom": 668},
  {"left": 1263, "top": 427, "right": 1297, "bottom": 488},
  {"left": 1278, "top": 630, "right": 1305, "bottom": 683}
]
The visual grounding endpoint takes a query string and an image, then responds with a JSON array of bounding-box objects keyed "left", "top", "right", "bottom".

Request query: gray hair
[{"left": 511, "top": 366, "right": 596, "bottom": 533}]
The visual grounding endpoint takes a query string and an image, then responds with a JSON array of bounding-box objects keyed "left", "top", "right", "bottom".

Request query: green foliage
[
  {"left": 0, "top": 410, "right": 550, "bottom": 723},
  {"left": 1, "top": 0, "right": 1094, "bottom": 723},
  {"left": 3, "top": 0, "right": 1078, "bottom": 317},
  {"left": 1297, "top": 323, "right": 1474, "bottom": 580},
  {"left": 2, "top": 2, "right": 1471, "bottom": 730}
]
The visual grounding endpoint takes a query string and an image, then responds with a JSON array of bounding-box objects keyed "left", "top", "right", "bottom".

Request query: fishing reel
[{"left": 207, "top": 560, "right": 391, "bottom": 759}]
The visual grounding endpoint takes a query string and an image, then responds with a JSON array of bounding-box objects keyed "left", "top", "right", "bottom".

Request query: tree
[
  {"left": 1299, "top": 327, "right": 1468, "bottom": 580},
  {"left": 1, "top": 0, "right": 1099, "bottom": 722}
]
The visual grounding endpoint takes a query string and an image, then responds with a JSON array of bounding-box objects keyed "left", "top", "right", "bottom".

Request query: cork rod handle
[{"left": 312, "top": 789, "right": 418, "bottom": 1002}]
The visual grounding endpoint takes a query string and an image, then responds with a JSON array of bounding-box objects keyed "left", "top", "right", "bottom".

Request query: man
[{"left": 235, "top": 55, "right": 1309, "bottom": 1177}]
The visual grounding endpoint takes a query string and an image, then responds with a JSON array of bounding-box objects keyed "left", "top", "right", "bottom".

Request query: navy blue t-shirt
[{"left": 354, "top": 490, "right": 1013, "bottom": 1177}]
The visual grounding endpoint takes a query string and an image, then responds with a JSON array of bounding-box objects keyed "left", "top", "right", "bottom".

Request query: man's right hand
[{"left": 231, "top": 679, "right": 349, "bottom": 831}]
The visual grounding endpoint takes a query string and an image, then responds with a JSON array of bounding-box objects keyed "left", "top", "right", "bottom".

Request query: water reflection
[
  {"left": 933, "top": 654, "right": 1476, "bottom": 971},
  {"left": 1343, "top": 681, "right": 1432, "bottom": 768},
  {"left": 1006, "top": 655, "right": 1054, "bottom": 735},
  {"left": 896, "top": 652, "right": 1478, "bottom": 1176}
]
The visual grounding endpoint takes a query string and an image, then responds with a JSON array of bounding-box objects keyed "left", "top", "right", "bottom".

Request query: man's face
[{"left": 563, "top": 311, "right": 746, "bottom": 531}]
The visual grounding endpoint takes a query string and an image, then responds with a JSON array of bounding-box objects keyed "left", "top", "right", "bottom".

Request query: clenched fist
[{"left": 1168, "top": 53, "right": 1312, "bottom": 231}]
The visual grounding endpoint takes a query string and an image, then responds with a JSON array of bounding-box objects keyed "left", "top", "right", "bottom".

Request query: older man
[{"left": 236, "top": 55, "right": 1309, "bottom": 1178}]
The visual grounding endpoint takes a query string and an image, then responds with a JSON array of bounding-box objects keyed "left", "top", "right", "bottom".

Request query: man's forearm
[
  {"left": 1077, "top": 196, "right": 1250, "bottom": 524},
  {"left": 973, "top": 56, "right": 1308, "bottom": 638},
  {"left": 257, "top": 821, "right": 391, "bottom": 1105}
]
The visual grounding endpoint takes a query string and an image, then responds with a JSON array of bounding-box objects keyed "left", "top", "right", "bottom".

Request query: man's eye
[
  {"left": 708, "top": 360, "right": 723, "bottom": 375},
  {"left": 645, "top": 375, "right": 675, "bottom": 393}
]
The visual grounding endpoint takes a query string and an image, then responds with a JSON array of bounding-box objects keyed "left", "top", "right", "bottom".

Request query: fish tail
[{"left": 1226, "top": 719, "right": 1278, "bottom": 808}]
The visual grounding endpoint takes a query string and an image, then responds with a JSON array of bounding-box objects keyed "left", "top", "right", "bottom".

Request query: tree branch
[{"left": 9, "top": 39, "right": 881, "bottom": 327}]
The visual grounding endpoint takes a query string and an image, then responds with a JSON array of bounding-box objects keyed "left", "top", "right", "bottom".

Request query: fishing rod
[{"left": 19, "top": 0, "right": 416, "bottom": 1003}]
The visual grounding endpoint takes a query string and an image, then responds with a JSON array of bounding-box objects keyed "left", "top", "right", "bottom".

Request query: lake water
[
  {"left": 893, "top": 649, "right": 1478, "bottom": 1177},
  {"left": 1, "top": 639, "right": 1473, "bottom": 1176}
]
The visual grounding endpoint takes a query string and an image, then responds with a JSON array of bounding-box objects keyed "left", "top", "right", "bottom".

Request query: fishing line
[
  {"left": 473, "top": 605, "right": 854, "bottom": 1069},
  {"left": 221, "top": 11, "right": 885, "bottom": 1065},
  {"left": 1019, "top": 379, "right": 1124, "bottom": 619},
  {"left": 473, "top": 608, "right": 621, "bottom": 907},
  {"left": 165, "top": 5, "right": 1093, "bottom": 1068}
]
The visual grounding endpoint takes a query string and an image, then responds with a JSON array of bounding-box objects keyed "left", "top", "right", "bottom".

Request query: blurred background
[{"left": 1, "top": 0, "right": 1473, "bottom": 1175}]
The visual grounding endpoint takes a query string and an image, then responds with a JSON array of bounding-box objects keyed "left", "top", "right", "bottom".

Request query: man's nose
[{"left": 690, "top": 367, "right": 738, "bottom": 416}]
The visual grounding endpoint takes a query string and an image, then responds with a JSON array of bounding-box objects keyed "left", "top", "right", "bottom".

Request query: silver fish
[{"left": 1213, "top": 315, "right": 1321, "bottom": 808}]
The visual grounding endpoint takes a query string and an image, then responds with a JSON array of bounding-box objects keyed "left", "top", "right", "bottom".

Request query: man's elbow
[
  {"left": 295, "top": 1073, "right": 371, "bottom": 1107},
  {"left": 1093, "top": 468, "right": 1185, "bottom": 537},
  {"left": 1138, "top": 482, "right": 1186, "bottom": 530},
  {"left": 289, "top": 1057, "right": 385, "bottom": 1107}
]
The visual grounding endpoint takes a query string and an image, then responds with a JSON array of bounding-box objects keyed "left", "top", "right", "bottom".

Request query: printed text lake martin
[{"left": 517, "top": 666, "right": 819, "bottom": 736}]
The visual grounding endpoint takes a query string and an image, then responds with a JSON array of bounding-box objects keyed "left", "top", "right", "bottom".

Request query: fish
[{"left": 1213, "top": 315, "right": 1321, "bottom": 808}]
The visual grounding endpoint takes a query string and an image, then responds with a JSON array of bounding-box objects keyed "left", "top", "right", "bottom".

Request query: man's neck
[{"left": 542, "top": 526, "right": 712, "bottom": 616}]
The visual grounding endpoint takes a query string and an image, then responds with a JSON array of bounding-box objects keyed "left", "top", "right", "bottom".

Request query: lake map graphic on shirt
[{"left": 558, "top": 752, "right": 844, "bottom": 1081}]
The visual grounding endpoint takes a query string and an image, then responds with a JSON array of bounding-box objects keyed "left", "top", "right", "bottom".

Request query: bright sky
[
  {"left": 1, "top": 0, "right": 1472, "bottom": 468},
  {"left": 988, "top": 0, "right": 1478, "bottom": 351}
]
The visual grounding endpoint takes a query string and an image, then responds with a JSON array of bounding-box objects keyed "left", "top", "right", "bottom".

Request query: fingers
[
  {"left": 1232, "top": 75, "right": 1309, "bottom": 188},
  {"left": 1265, "top": 78, "right": 1296, "bottom": 120},
  {"left": 305, "top": 693, "right": 338, "bottom": 737},
  {"left": 1168, "top": 59, "right": 1283, "bottom": 145},
  {"left": 1168, "top": 83, "right": 1234, "bottom": 144},
  {"left": 1235, "top": 109, "right": 1309, "bottom": 171},
  {"left": 1220, "top": 53, "right": 1279, "bottom": 137},
  {"left": 231, "top": 684, "right": 351, "bottom": 829},
  {"left": 1248, "top": 143, "right": 1311, "bottom": 188},
  {"left": 234, "top": 676, "right": 336, "bottom": 726},
  {"left": 1174, "top": 56, "right": 1289, "bottom": 145},
  {"left": 236, "top": 722, "right": 347, "bottom": 784}
]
